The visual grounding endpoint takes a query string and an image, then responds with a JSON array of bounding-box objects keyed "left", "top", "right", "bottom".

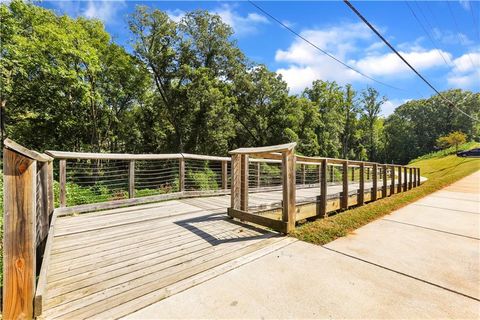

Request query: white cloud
[
  {"left": 82, "top": 0, "right": 126, "bottom": 23},
  {"left": 382, "top": 98, "right": 411, "bottom": 116},
  {"left": 274, "top": 22, "right": 451, "bottom": 93},
  {"left": 432, "top": 28, "right": 474, "bottom": 46},
  {"left": 448, "top": 52, "right": 480, "bottom": 88},
  {"left": 459, "top": 0, "right": 471, "bottom": 10},
  {"left": 355, "top": 49, "right": 452, "bottom": 77},
  {"left": 166, "top": 9, "right": 185, "bottom": 23},
  {"left": 213, "top": 4, "right": 268, "bottom": 35},
  {"left": 166, "top": 4, "right": 268, "bottom": 36}
]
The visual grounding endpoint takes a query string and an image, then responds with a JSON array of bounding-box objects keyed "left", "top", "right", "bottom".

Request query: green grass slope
[{"left": 292, "top": 142, "right": 480, "bottom": 245}]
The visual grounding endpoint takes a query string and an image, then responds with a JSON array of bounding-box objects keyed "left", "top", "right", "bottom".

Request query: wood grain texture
[
  {"left": 382, "top": 165, "right": 388, "bottom": 198},
  {"left": 341, "top": 161, "right": 349, "bottom": 209},
  {"left": 221, "top": 160, "right": 228, "bottom": 190},
  {"left": 358, "top": 163, "right": 365, "bottom": 205},
  {"left": 230, "top": 154, "right": 241, "bottom": 211},
  {"left": 3, "top": 148, "right": 37, "bottom": 320},
  {"left": 59, "top": 159, "right": 66, "bottom": 207},
  {"left": 390, "top": 165, "right": 396, "bottom": 195},
  {"left": 397, "top": 166, "right": 402, "bottom": 193},
  {"left": 240, "top": 154, "right": 249, "bottom": 211},
  {"left": 372, "top": 163, "right": 378, "bottom": 201},
  {"left": 128, "top": 160, "right": 135, "bottom": 198},
  {"left": 179, "top": 158, "right": 185, "bottom": 192},
  {"left": 320, "top": 160, "right": 327, "bottom": 217}
]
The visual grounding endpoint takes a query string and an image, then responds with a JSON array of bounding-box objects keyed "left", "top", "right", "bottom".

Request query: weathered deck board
[{"left": 42, "top": 180, "right": 406, "bottom": 319}]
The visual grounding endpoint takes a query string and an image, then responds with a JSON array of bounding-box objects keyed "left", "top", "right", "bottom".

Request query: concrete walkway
[{"left": 125, "top": 171, "right": 480, "bottom": 319}]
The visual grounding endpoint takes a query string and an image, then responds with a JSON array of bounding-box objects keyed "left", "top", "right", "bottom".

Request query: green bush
[{"left": 187, "top": 168, "right": 218, "bottom": 190}]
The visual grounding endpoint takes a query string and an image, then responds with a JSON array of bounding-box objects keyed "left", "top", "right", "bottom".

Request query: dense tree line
[{"left": 1, "top": 1, "right": 479, "bottom": 163}]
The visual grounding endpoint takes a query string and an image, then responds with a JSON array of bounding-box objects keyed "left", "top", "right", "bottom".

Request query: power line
[
  {"left": 445, "top": 1, "right": 479, "bottom": 70},
  {"left": 247, "top": 0, "right": 404, "bottom": 91},
  {"left": 404, "top": 1, "right": 452, "bottom": 68},
  {"left": 343, "top": 0, "right": 478, "bottom": 122}
]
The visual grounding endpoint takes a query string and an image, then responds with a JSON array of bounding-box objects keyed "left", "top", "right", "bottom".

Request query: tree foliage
[{"left": 1, "top": 1, "right": 479, "bottom": 164}]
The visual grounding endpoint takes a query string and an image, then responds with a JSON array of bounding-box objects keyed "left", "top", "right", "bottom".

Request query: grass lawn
[{"left": 292, "top": 142, "right": 480, "bottom": 245}]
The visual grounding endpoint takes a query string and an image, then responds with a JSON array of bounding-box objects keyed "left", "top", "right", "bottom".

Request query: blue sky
[{"left": 41, "top": 1, "right": 479, "bottom": 115}]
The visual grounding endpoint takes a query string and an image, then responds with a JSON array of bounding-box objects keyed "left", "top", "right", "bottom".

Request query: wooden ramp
[{"left": 41, "top": 196, "right": 295, "bottom": 319}]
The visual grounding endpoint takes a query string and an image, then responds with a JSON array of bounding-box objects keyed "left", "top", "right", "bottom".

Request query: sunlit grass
[{"left": 292, "top": 143, "right": 480, "bottom": 245}]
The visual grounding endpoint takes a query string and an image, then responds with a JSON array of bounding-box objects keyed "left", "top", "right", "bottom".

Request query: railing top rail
[
  {"left": 4, "top": 138, "right": 53, "bottom": 162},
  {"left": 229, "top": 142, "right": 297, "bottom": 155},
  {"left": 45, "top": 151, "right": 231, "bottom": 162}
]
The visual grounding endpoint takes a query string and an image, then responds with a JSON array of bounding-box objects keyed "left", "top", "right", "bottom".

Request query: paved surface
[{"left": 125, "top": 171, "right": 480, "bottom": 319}]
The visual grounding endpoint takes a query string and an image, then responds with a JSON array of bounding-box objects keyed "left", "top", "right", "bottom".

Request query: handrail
[
  {"left": 229, "top": 142, "right": 297, "bottom": 154},
  {"left": 5, "top": 138, "right": 53, "bottom": 162}
]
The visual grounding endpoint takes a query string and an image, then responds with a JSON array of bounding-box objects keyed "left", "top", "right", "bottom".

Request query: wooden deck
[{"left": 41, "top": 182, "right": 399, "bottom": 319}]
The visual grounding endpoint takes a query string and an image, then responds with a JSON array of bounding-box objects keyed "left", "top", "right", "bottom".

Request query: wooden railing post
[
  {"left": 330, "top": 166, "right": 334, "bottom": 183},
  {"left": 230, "top": 154, "right": 241, "bottom": 213},
  {"left": 3, "top": 147, "right": 37, "bottom": 319},
  {"left": 417, "top": 168, "right": 421, "bottom": 186},
  {"left": 128, "top": 160, "right": 135, "bottom": 198},
  {"left": 390, "top": 165, "right": 396, "bottom": 195},
  {"left": 341, "top": 161, "right": 349, "bottom": 209},
  {"left": 358, "top": 162, "right": 365, "bottom": 205},
  {"left": 282, "top": 150, "right": 296, "bottom": 232},
  {"left": 366, "top": 167, "right": 370, "bottom": 180},
  {"left": 403, "top": 167, "right": 408, "bottom": 191},
  {"left": 179, "top": 158, "right": 185, "bottom": 192},
  {"left": 408, "top": 167, "right": 413, "bottom": 190},
  {"left": 397, "top": 166, "right": 402, "bottom": 193},
  {"left": 47, "top": 161, "right": 54, "bottom": 213},
  {"left": 59, "top": 159, "right": 66, "bottom": 207},
  {"left": 240, "top": 155, "right": 249, "bottom": 211},
  {"left": 36, "top": 161, "right": 50, "bottom": 249},
  {"left": 372, "top": 164, "right": 378, "bottom": 201},
  {"left": 319, "top": 160, "right": 328, "bottom": 217},
  {"left": 382, "top": 165, "right": 387, "bottom": 198},
  {"left": 221, "top": 160, "right": 228, "bottom": 190},
  {"left": 412, "top": 167, "right": 417, "bottom": 187}
]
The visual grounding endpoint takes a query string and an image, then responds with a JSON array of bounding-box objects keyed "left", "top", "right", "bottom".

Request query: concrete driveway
[{"left": 124, "top": 171, "right": 480, "bottom": 319}]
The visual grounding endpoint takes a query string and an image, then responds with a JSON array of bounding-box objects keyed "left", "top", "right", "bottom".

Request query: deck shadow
[{"left": 175, "top": 212, "right": 275, "bottom": 246}]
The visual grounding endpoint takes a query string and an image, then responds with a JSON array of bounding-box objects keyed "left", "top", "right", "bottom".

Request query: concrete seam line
[
  {"left": 412, "top": 203, "right": 479, "bottom": 215},
  {"left": 321, "top": 246, "right": 480, "bottom": 302},
  {"left": 381, "top": 218, "right": 480, "bottom": 241}
]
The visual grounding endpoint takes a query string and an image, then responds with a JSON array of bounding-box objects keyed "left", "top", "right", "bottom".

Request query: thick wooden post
[
  {"left": 366, "top": 167, "right": 370, "bottom": 180},
  {"left": 408, "top": 167, "right": 413, "bottom": 190},
  {"left": 319, "top": 160, "right": 327, "bottom": 217},
  {"left": 128, "top": 160, "right": 135, "bottom": 198},
  {"left": 330, "top": 166, "right": 334, "bottom": 183},
  {"left": 230, "top": 154, "right": 241, "bottom": 212},
  {"left": 372, "top": 164, "right": 378, "bottom": 201},
  {"left": 221, "top": 160, "right": 228, "bottom": 190},
  {"left": 412, "top": 167, "right": 417, "bottom": 188},
  {"left": 382, "top": 165, "right": 387, "bottom": 198},
  {"left": 179, "top": 158, "right": 185, "bottom": 192},
  {"left": 282, "top": 150, "right": 296, "bottom": 232},
  {"left": 240, "top": 155, "right": 249, "bottom": 211},
  {"left": 358, "top": 162, "right": 365, "bottom": 205},
  {"left": 390, "top": 165, "right": 396, "bottom": 195},
  {"left": 59, "top": 159, "right": 67, "bottom": 207},
  {"left": 403, "top": 167, "right": 408, "bottom": 191},
  {"left": 301, "top": 164, "right": 306, "bottom": 185},
  {"left": 341, "top": 161, "right": 349, "bottom": 209},
  {"left": 417, "top": 168, "right": 421, "bottom": 186},
  {"left": 3, "top": 148, "right": 37, "bottom": 319},
  {"left": 397, "top": 166, "right": 402, "bottom": 193}
]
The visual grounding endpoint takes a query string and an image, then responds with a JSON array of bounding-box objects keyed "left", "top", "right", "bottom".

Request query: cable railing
[{"left": 227, "top": 142, "right": 421, "bottom": 234}]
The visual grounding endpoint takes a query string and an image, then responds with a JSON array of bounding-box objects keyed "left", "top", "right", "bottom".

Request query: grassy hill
[{"left": 293, "top": 142, "right": 480, "bottom": 245}]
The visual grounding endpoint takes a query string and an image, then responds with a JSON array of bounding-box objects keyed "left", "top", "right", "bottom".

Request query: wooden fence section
[
  {"left": 227, "top": 143, "right": 421, "bottom": 234},
  {"left": 3, "top": 139, "right": 421, "bottom": 319},
  {"left": 2, "top": 139, "right": 54, "bottom": 320}
]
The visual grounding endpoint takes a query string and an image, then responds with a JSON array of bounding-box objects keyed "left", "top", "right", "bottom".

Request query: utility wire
[
  {"left": 445, "top": 1, "right": 479, "bottom": 70},
  {"left": 247, "top": 0, "right": 404, "bottom": 91},
  {"left": 405, "top": 1, "right": 452, "bottom": 67},
  {"left": 343, "top": 0, "right": 478, "bottom": 122}
]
